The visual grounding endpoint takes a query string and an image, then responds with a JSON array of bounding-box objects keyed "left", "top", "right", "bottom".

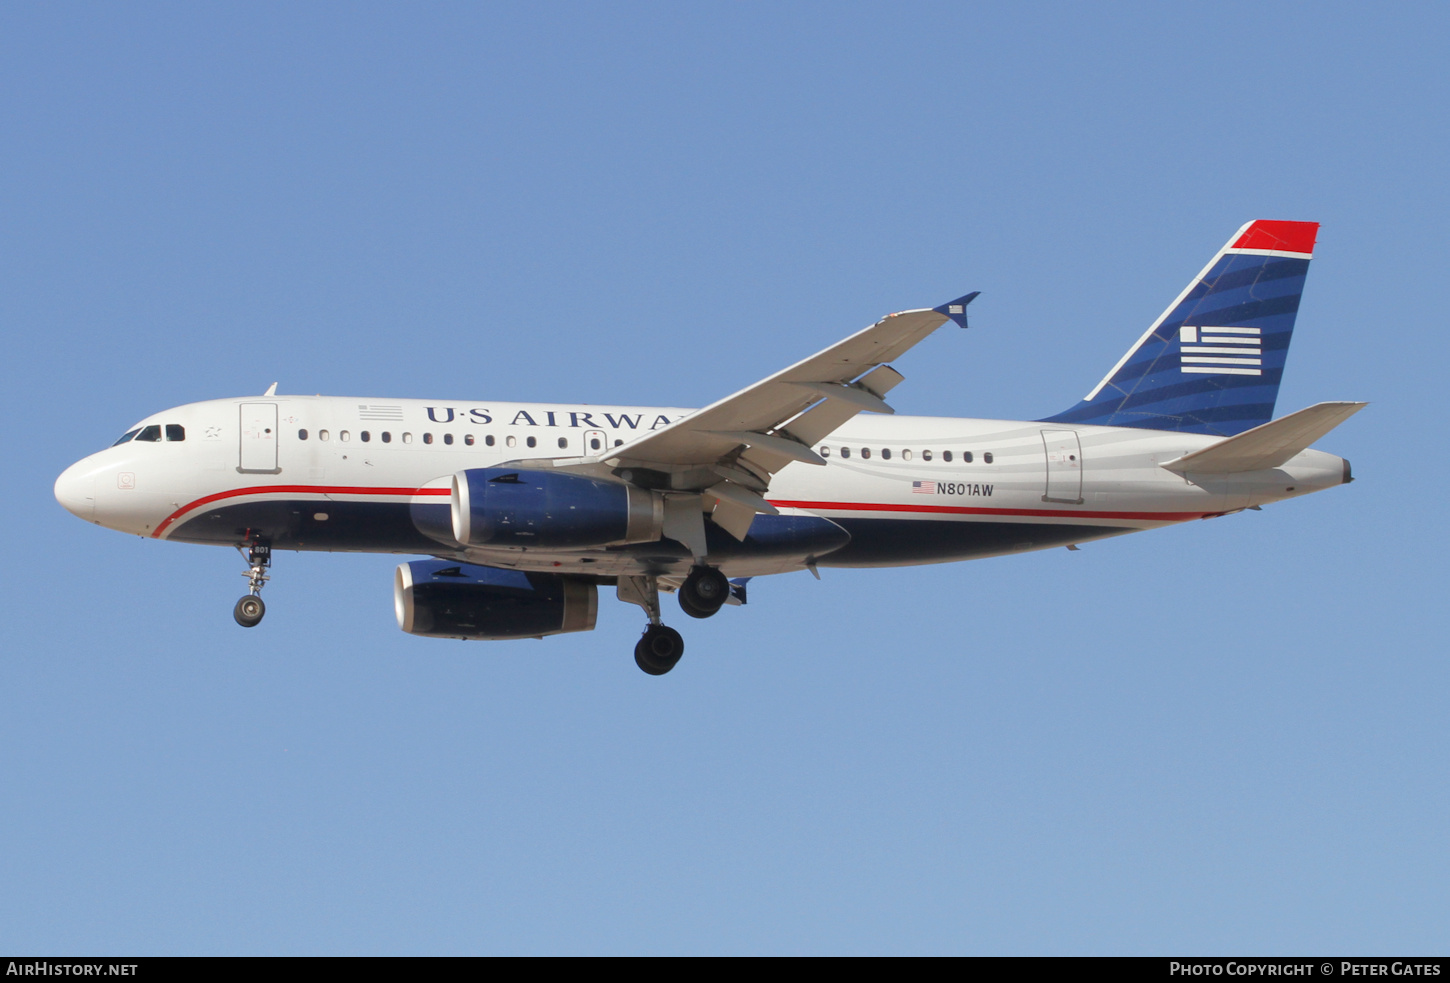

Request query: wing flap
[{"left": 708, "top": 497, "right": 758, "bottom": 541}]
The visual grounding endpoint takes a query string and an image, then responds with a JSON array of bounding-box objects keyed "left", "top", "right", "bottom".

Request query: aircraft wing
[{"left": 588, "top": 292, "right": 978, "bottom": 542}]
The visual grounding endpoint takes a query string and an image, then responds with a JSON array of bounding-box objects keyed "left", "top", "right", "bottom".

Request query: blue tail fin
[{"left": 1040, "top": 220, "right": 1319, "bottom": 436}]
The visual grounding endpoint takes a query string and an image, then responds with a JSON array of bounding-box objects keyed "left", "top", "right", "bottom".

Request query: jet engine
[
  {"left": 395, "top": 559, "right": 598, "bottom": 640},
  {"left": 451, "top": 468, "right": 662, "bottom": 549}
]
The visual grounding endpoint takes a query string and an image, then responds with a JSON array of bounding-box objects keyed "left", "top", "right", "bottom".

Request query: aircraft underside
[{"left": 166, "top": 498, "right": 1141, "bottom": 574}]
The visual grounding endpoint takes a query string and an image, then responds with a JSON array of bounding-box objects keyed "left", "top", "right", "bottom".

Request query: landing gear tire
[
  {"left": 234, "top": 594, "right": 266, "bottom": 628},
  {"left": 634, "top": 624, "right": 684, "bottom": 675},
  {"left": 679, "top": 565, "right": 729, "bottom": 619},
  {"left": 677, "top": 589, "right": 709, "bottom": 620}
]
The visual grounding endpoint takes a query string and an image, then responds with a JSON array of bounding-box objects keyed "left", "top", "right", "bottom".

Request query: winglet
[
  {"left": 933, "top": 291, "right": 980, "bottom": 329},
  {"left": 263, "top": 382, "right": 278, "bottom": 396}
]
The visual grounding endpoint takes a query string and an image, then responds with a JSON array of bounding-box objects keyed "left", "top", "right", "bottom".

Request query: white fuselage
[{"left": 54, "top": 395, "right": 1350, "bottom": 579}]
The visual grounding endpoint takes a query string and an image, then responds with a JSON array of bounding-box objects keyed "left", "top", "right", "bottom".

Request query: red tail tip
[{"left": 1232, "top": 220, "right": 1319, "bottom": 255}]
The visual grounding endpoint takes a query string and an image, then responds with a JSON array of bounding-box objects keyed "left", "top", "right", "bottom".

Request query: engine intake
[
  {"left": 395, "top": 560, "right": 598, "bottom": 640},
  {"left": 451, "top": 468, "right": 662, "bottom": 549}
]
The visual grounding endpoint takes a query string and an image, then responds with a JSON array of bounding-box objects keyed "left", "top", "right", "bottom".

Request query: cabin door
[
  {"left": 1041, "top": 429, "right": 1083, "bottom": 504},
  {"left": 239, "top": 403, "right": 281, "bottom": 474}
]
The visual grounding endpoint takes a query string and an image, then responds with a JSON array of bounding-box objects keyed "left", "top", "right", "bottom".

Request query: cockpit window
[
  {"left": 112, "top": 429, "right": 140, "bottom": 446},
  {"left": 135, "top": 425, "right": 162, "bottom": 442},
  {"left": 165, "top": 425, "right": 185, "bottom": 441}
]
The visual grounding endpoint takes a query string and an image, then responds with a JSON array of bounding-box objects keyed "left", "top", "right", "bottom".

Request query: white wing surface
[{"left": 586, "top": 293, "right": 978, "bottom": 540}]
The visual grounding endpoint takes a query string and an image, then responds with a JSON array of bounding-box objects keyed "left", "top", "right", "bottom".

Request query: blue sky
[{"left": 2, "top": 2, "right": 1446, "bottom": 954}]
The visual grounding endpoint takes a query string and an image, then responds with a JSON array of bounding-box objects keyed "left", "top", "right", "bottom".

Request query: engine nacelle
[
  {"left": 394, "top": 560, "right": 598, "bottom": 640},
  {"left": 451, "top": 468, "right": 662, "bottom": 549}
]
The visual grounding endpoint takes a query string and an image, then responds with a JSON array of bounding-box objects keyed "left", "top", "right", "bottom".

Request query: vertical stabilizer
[{"left": 1041, "top": 220, "right": 1319, "bottom": 436}]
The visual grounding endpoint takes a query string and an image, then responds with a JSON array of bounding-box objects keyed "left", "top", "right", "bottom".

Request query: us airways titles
[{"left": 423, "top": 407, "right": 685, "bottom": 430}]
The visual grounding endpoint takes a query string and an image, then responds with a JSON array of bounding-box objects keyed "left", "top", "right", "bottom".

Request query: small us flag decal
[{"left": 912, "top": 480, "right": 936, "bottom": 494}]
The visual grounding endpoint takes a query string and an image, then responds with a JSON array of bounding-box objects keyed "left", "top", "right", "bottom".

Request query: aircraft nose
[{"left": 54, "top": 461, "right": 96, "bottom": 520}]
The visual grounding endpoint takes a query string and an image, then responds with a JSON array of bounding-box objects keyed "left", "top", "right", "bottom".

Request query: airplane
[{"left": 54, "top": 219, "right": 1362, "bottom": 675}]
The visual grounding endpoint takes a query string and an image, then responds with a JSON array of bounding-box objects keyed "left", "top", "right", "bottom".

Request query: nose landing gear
[{"left": 233, "top": 543, "right": 271, "bottom": 628}]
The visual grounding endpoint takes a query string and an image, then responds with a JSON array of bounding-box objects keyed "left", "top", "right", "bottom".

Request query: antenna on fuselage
[{"left": 263, "top": 382, "right": 278, "bottom": 396}]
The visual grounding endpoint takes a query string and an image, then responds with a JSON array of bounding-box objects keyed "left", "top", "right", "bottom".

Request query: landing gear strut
[
  {"left": 618, "top": 574, "right": 685, "bottom": 675},
  {"left": 233, "top": 543, "right": 271, "bottom": 628},
  {"left": 678, "top": 565, "right": 729, "bottom": 619}
]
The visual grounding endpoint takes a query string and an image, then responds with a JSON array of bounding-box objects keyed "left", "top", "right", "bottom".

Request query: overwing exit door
[
  {"left": 239, "top": 403, "right": 281, "bottom": 474},
  {"left": 582, "top": 429, "right": 608, "bottom": 454}
]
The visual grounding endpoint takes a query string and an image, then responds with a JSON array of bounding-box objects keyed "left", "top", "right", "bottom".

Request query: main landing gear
[
  {"left": 678, "top": 565, "right": 730, "bottom": 619},
  {"left": 618, "top": 573, "right": 687, "bottom": 675},
  {"left": 233, "top": 543, "right": 271, "bottom": 628},
  {"left": 618, "top": 565, "right": 731, "bottom": 674}
]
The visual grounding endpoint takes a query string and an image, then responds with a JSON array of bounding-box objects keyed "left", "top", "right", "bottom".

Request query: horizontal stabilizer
[{"left": 1161, "top": 401, "right": 1366, "bottom": 474}]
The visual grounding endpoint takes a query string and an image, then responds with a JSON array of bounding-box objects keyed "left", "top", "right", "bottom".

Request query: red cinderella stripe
[{"left": 153, "top": 484, "right": 451, "bottom": 538}]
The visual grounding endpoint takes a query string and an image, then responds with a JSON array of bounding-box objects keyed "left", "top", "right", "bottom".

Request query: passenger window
[
  {"left": 166, "top": 425, "right": 186, "bottom": 441},
  {"left": 339, "top": 430, "right": 350, "bottom": 442},
  {"left": 381, "top": 432, "right": 392, "bottom": 443},
  {"left": 526, "top": 436, "right": 537, "bottom": 448},
  {"left": 881, "top": 448, "right": 892, "bottom": 460},
  {"left": 506, "top": 435, "right": 517, "bottom": 448},
  {"left": 485, "top": 435, "right": 495, "bottom": 446},
  {"left": 361, "top": 431, "right": 371, "bottom": 442},
  {"left": 298, "top": 429, "right": 308, "bottom": 440},
  {"left": 319, "top": 430, "right": 330, "bottom": 442},
  {"left": 902, "top": 449, "right": 912, "bottom": 461},
  {"left": 943, "top": 450, "right": 953, "bottom": 462},
  {"left": 861, "top": 448, "right": 871, "bottom": 459},
  {"left": 423, "top": 433, "right": 433, "bottom": 444},
  {"left": 615, "top": 439, "right": 623, "bottom": 447},
  {"left": 558, "top": 437, "right": 568, "bottom": 449},
  {"left": 840, "top": 447, "right": 850, "bottom": 458},
  {"left": 464, "top": 434, "right": 475, "bottom": 446},
  {"left": 402, "top": 433, "right": 413, "bottom": 444},
  {"left": 136, "top": 425, "right": 162, "bottom": 442},
  {"left": 922, "top": 450, "right": 932, "bottom": 461},
  {"left": 443, "top": 433, "right": 453, "bottom": 445},
  {"left": 963, "top": 451, "right": 973, "bottom": 463},
  {"left": 984, "top": 452, "right": 994, "bottom": 464},
  {"left": 112, "top": 429, "right": 140, "bottom": 446},
  {"left": 590, "top": 437, "right": 601, "bottom": 450},
  {"left": 820, "top": 446, "right": 831, "bottom": 458}
]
